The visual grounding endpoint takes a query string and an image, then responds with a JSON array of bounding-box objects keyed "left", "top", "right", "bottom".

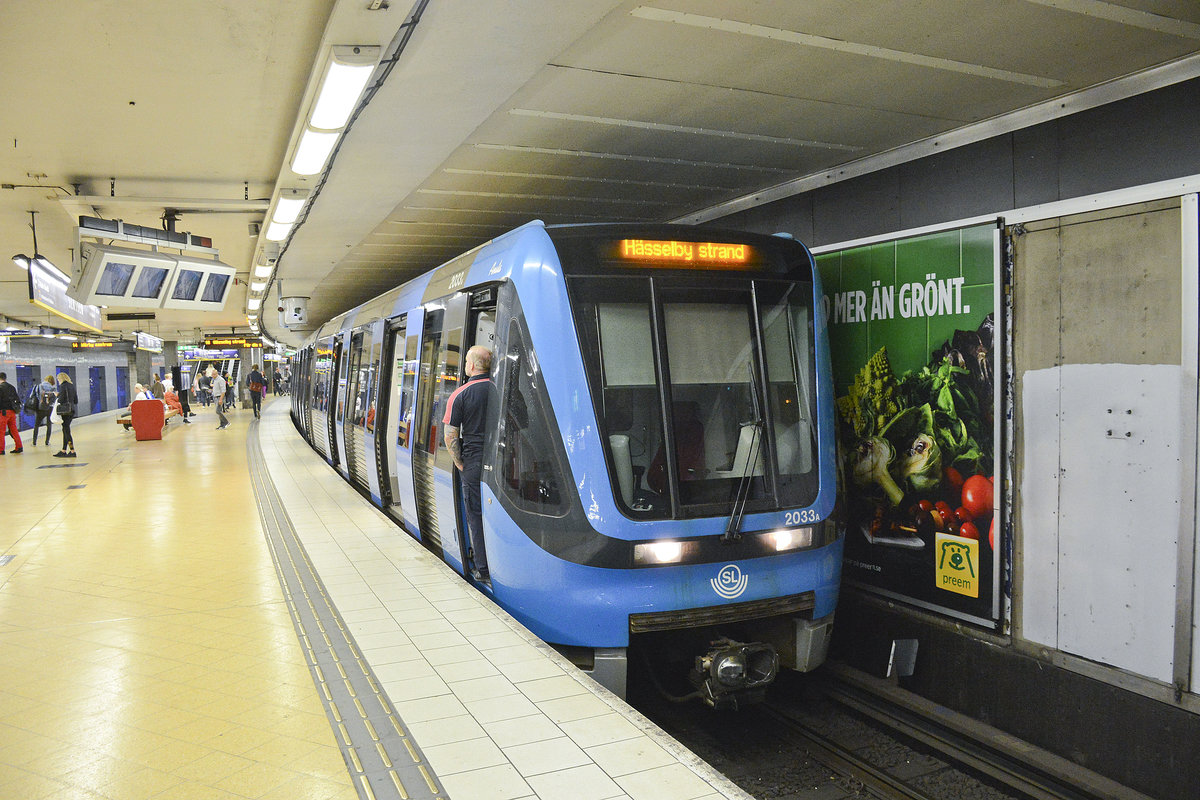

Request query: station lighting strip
[{"left": 247, "top": 424, "right": 445, "bottom": 800}]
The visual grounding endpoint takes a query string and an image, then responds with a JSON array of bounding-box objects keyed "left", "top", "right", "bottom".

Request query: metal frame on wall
[
  {"left": 808, "top": 175, "right": 1200, "bottom": 706},
  {"left": 813, "top": 221, "right": 1003, "bottom": 628}
]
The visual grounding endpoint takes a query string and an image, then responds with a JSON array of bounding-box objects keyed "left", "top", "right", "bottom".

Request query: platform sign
[
  {"left": 28, "top": 258, "right": 102, "bottom": 332},
  {"left": 815, "top": 222, "right": 1001, "bottom": 627}
]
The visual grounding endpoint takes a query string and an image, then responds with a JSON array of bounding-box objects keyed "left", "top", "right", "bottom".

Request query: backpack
[
  {"left": 23, "top": 387, "right": 38, "bottom": 414},
  {"left": 39, "top": 387, "right": 56, "bottom": 413}
]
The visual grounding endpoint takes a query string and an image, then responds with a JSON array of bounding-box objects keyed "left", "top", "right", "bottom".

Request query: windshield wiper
[{"left": 723, "top": 360, "right": 763, "bottom": 543}]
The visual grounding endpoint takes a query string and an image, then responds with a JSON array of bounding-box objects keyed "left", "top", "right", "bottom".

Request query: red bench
[{"left": 116, "top": 399, "right": 180, "bottom": 440}]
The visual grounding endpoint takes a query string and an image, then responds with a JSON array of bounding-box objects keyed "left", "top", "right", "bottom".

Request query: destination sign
[
  {"left": 610, "top": 239, "right": 761, "bottom": 270},
  {"left": 72, "top": 341, "right": 115, "bottom": 350},
  {"left": 203, "top": 335, "right": 262, "bottom": 348}
]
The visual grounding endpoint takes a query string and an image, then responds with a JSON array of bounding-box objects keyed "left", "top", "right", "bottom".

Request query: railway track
[{"left": 632, "top": 660, "right": 1155, "bottom": 800}]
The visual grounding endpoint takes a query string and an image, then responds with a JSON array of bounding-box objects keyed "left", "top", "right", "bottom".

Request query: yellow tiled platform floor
[{"left": 0, "top": 399, "right": 356, "bottom": 799}]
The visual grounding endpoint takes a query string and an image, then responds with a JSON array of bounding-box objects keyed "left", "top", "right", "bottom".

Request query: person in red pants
[{"left": 0, "top": 372, "right": 24, "bottom": 455}]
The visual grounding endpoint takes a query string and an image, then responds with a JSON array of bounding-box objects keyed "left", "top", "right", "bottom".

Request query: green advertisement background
[{"left": 816, "top": 224, "right": 999, "bottom": 624}]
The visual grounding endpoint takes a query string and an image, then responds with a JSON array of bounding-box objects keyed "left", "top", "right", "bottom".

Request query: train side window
[
  {"left": 498, "top": 321, "right": 568, "bottom": 516},
  {"left": 364, "top": 337, "right": 382, "bottom": 433},
  {"left": 398, "top": 331, "right": 418, "bottom": 448},
  {"left": 346, "top": 330, "right": 367, "bottom": 427}
]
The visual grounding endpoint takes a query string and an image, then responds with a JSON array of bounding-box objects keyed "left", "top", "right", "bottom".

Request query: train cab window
[
  {"left": 659, "top": 288, "right": 770, "bottom": 509},
  {"left": 570, "top": 273, "right": 821, "bottom": 518},
  {"left": 498, "top": 321, "right": 568, "bottom": 516},
  {"left": 759, "top": 282, "right": 819, "bottom": 505}
]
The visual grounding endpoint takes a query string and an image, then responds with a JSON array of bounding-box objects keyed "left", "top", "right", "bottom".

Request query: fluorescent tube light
[
  {"left": 248, "top": 297, "right": 262, "bottom": 310},
  {"left": 310, "top": 46, "right": 379, "bottom": 130},
  {"left": 250, "top": 281, "right": 267, "bottom": 292},
  {"left": 291, "top": 129, "right": 338, "bottom": 175},
  {"left": 265, "top": 221, "right": 293, "bottom": 242},
  {"left": 253, "top": 264, "right": 274, "bottom": 279},
  {"left": 273, "top": 194, "right": 307, "bottom": 225}
]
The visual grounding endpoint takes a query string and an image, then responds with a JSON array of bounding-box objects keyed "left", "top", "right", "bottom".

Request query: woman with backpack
[
  {"left": 31, "top": 374, "right": 56, "bottom": 446},
  {"left": 246, "top": 363, "right": 266, "bottom": 419}
]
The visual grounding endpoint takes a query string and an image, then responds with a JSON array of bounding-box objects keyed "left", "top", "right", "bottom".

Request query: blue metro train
[{"left": 290, "top": 221, "right": 843, "bottom": 706}]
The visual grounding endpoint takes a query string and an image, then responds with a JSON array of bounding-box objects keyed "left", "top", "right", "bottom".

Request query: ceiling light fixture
[
  {"left": 289, "top": 45, "right": 380, "bottom": 176},
  {"left": 248, "top": 297, "right": 262, "bottom": 311},
  {"left": 253, "top": 264, "right": 274, "bottom": 279},
  {"left": 12, "top": 212, "right": 71, "bottom": 283},
  {"left": 264, "top": 187, "right": 311, "bottom": 242},
  {"left": 250, "top": 281, "right": 267, "bottom": 292}
]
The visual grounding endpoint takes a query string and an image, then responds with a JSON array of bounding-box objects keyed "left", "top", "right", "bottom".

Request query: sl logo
[{"left": 711, "top": 564, "right": 748, "bottom": 599}]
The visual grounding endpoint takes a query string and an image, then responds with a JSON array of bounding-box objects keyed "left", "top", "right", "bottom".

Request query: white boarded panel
[
  {"left": 1057, "top": 363, "right": 1180, "bottom": 683},
  {"left": 1018, "top": 366, "right": 1062, "bottom": 649}
]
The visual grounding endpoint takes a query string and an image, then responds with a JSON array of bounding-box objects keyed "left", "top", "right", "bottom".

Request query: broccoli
[
  {"left": 847, "top": 436, "right": 905, "bottom": 507},
  {"left": 837, "top": 347, "right": 902, "bottom": 438}
]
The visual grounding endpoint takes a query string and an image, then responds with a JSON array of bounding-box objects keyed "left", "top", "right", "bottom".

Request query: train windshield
[{"left": 570, "top": 274, "right": 819, "bottom": 519}]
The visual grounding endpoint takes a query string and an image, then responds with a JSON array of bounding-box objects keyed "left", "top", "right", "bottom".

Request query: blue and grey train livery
[{"left": 290, "top": 221, "right": 843, "bottom": 707}]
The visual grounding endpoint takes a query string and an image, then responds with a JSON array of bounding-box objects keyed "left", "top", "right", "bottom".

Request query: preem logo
[{"left": 711, "top": 564, "right": 748, "bottom": 599}]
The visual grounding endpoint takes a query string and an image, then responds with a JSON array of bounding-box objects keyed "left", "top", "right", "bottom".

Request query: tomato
[
  {"left": 958, "top": 522, "right": 979, "bottom": 540},
  {"left": 961, "top": 475, "right": 994, "bottom": 518},
  {"left": 988, "top": 517, "right": 995, "bottom": 549},
  {"left": 917, "top": 499, "right": 934, "bottom": 512},
  {"left": 944, "top": 467, "right": 964, "bottom": 491},
  {"left": 955, "top": 506, "right": 974, "bottom": 523},
  {"left": 934, "top": 501, "right": 953, "bottom": 517}
]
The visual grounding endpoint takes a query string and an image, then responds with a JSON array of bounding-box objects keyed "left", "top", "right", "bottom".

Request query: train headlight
[
  {"left": 761, "top": 526, "right": 813, "bottom": 552},
  {"left": 633, "top": 540, "right": 685, "bottom": 565}
]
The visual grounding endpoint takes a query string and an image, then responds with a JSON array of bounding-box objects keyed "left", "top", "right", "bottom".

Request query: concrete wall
[
  {"left": 719, "top": 77, "right": 1200, "bottom": 247},
  {"left": 716, "top": 75, "right": 1200, "bottom": 797}
]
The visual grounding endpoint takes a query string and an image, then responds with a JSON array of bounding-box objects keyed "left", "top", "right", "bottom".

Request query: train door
[
  {"left": 411, "top": 304, "right": 451, "bottom": 559},
  {"left": 380, "top": 312, "right": 422, "bottom": 530},
  {"left": 362, "top": 321, "right": 385, "bottom": 503},
  {"left": 310, "top": 342, "right": 334, "bottom": 460},
  {"left": 447, "top": 288, "right": 499, "bottom": 569},
  {"left": 330, "top": 335, "right": 347, "bottom": 472},
  {"left": 411, "top": 289, "right": 499, "bottom": 574},
  {"left": 341, "top": 328, "right": 368, "bottom": 486}
]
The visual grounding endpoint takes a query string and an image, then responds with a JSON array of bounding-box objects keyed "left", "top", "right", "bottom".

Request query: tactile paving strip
[{"left": 248, "top": 422, "right": 446, "bottom": 800}]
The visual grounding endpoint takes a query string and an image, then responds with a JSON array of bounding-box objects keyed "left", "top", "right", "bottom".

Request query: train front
[{"left": 484, "top": 225, "right": 842, "bottom": 709}]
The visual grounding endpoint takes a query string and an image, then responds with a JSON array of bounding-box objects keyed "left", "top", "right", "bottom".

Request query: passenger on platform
[
  {"left": 53, "top": 373, "right": 78, "bottom": 458},
  {"left": 198, "top": 370, "right": 212, "bottom": 407},
  {"left": 442, "top": 345, "right": 493, "bottom": 582},
  {"left": 273, "top": 366, "right": 283, "bottom": 395},
  {"left": 223, "top": 372, "right": 235, "bottom": 411},
  {"left": 31, "top": 374, "right": 56, "bottom": 447},
  {"left": 0, "top": 372, "right": 24, "bottom": 455},
  {"left": 150, "top": 375, "right": 165, "bottom": 400},
  {"left": 247, "top": 363, "right": 266, "bottom": 419},
  {"left": 133, "top": 383, "right": 154, "bottom": 401},
  {"left": 164, "top": 388, "right": 187, "bottom": 423},
  {"left": 208, "top": 367, "right": 229, "bottom": 430}
]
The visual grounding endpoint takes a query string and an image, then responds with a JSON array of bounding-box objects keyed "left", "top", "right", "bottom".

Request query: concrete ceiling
[{"left": 2, "top": 1, "right": 1199, "bottom": 348}]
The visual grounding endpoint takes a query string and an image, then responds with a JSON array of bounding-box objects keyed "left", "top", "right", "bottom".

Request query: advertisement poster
[{"left": 815, "top": 224, "right": 1000, "bottom": 625}]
